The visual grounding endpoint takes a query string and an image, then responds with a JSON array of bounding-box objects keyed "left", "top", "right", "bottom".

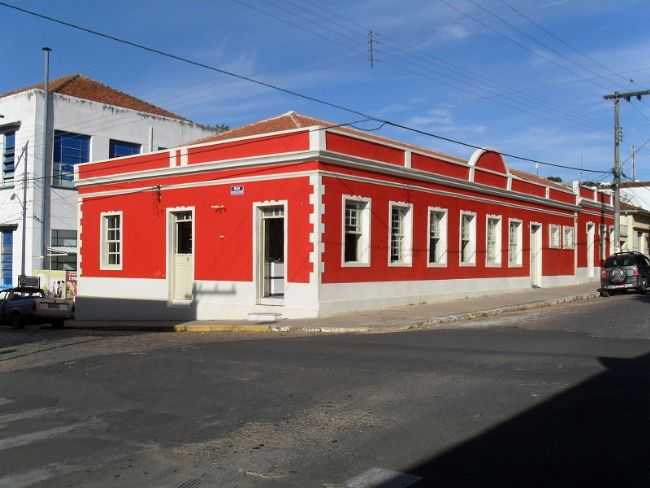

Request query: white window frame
[
  {"left": 549, "top": 224, "right": 561, "bottom": 249},
  {"left": 459, "top": 210, "right": 477, "bottom": 266},
  {"left": 341, "top": 195, "right": 371, "bottom": 267},
  {"left": 485, "top": 214, "right": 502, "bottom": 267},
  {"left": 562, "top": 225, "right": 575, "bottom": 250},
  {"left": 508, "top": 218, "right": 523, "bottom": 267},
  {"left": 388, "top": 201, "right": 413, "bottom": 267},
  {"left": 427, "top": 207, "right": 448, "bottom": 267},
  {"left": 609, "top": 226, "right": 615, "bottom": 255},
  {"left": 99, "top": 211, "right": 123, "bottom": 271}
]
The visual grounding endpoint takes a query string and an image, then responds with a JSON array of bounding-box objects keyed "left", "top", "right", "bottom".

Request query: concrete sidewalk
[{"left": 66, "top": 282, "right": 600, "bottom": 334}]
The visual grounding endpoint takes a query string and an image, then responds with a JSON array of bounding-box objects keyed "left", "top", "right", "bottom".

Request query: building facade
[
  {"left": 0, "top": 74, "right": 218, "bottom": 288},
  {"left": 620, "top": 202, "right": 650, "bottom": 254},
  {"left": 74, "top": 112, "right": 614, "bottom": 320}
]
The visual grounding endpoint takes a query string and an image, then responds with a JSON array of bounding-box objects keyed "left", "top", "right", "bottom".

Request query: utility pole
[
  {"left": 41, "top": 47, "right": 52, "bottom": 272},
  {"left": 631, "top": 144, "right": 636, "bottom": 181},
  {"left": 20, "top": 143, "right": 28, "bottom": 277},
  {"left": 603, "top": 88, "right": 650, "bottom": 252},
  {"left": 368, "top": 30, "right": 375, "bottom": 68}
]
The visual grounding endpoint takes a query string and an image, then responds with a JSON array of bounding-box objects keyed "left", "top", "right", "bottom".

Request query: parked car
[
  {"left": 600, "top": 251, "right": 650, "bottom": 297},
  {"left": 0, "top": 287, "right": 74, "bottom": 329}
]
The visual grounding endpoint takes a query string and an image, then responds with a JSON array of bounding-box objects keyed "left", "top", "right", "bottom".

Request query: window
[
  {"left": 460, "top": 211, "right": 476, "bottom": 265},
  {"left": 109, "top": 139, "right": 141, "bottom": 159},
  {"left": 50, "top": 254, "right": 76, "bottom": 271},
  {"left": 0, "top": 229, "right": 13, "bottom": 288},
  {"left": 600, "top": 224, "right": 607, "bottom": 259},
  {"left": 101, "top": 212, "right": 122, "bottom": 269},
  {"left": 53, "top": 131, "right": 90, "bottom": 188},
  {"left": 2, "top": 131, "right": 16, "bottom": 186},
  {"left": 486, "top": 216, "right": 502, "bottom": 266},
  {"left": 342, "top": 197, "right": 370, "bottom": 265},
  {"left": 549, "top": 224, "right": 561, "bottom": 248},
  {"left": 389, "top": 203, "right": 413, "bottom": 265},
  {"left": 51, "top": 229, "right": 77, "bottom": 248},
  {"left": 562, "top": 226, "right": 575, "bottom": 249},
  {"left": 609, "top": 226, "right": 615, "bottom": 255},
  {"left": 508, "top": 219, "right": 523, "bottom": 267},
  {"left": 428, "top": 208, "right": 447, "bottom": 266}
]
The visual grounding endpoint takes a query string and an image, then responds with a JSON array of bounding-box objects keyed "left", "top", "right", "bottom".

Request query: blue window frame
[
  {"left": 2, "top": 131, "right": 16, "bottom": 186},
  {"left": 1, "top": 230, "right": 13, "bottom": 288},
  {"left": 53, "top": 131, "right": 90, "bottom": 188},
  {"left": 109, "top": 139, "right": 141, "bottom": 159}
]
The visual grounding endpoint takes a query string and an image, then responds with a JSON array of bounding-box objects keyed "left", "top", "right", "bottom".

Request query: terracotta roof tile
[
  {"left": 1, "top": 73, "right": 187, "bottom": 121},
  {"left": 193, "top": 111, "right": 466, "bottom": 163}
]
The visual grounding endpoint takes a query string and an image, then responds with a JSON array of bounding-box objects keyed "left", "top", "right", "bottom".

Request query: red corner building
[{"left": 74, "top": 112, "right": 614, "bottom": 320}]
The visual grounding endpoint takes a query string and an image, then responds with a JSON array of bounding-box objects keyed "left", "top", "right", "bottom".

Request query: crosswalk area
[{"left": 0, "top": 396, "right": 99, "bottom": 488}]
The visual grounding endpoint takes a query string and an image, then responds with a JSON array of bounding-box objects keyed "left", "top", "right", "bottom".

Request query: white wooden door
[
  {"left": 257, "top": 206, "right": 285, "bottom": 305},
  {"left": 171, "top": 211, "right": 193, "bottom": 301},
  {"left": 587, "top": 223, "right": 595, "bottom": 276},
  {"left": 530, "top": 224, "right": 542, "bottom": 287}
]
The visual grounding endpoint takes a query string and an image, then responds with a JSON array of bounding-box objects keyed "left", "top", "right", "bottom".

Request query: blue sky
[{"left": 2, "top": 0, "right": 650, "bottom": 182}]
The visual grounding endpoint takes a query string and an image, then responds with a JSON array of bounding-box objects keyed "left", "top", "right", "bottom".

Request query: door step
[{"left": 247, "top": 312, "right": 283, "bottom": 323}]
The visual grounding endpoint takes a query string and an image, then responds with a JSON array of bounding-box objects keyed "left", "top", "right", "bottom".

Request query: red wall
[
  {"left": 189, "top": 132, "right": 309, "bottom": 165},
  {"left": 411, "top": 153, "right": 469, "bottom": 180},
  {"left": 577, "top": 209, "right": 614, "bottom": 268},
  {"left": 326, "top": 132, "right": 404, "bottom": 166},
  {"left": 321, "top": 174, "right": 575, "bottom": 283},
  {"left": 474, "top": 170, "right": 508, "bottom": 189},
  {"left": 81, "top": 176, "right": 313, "bottom": 282},
  {"left": 512, "top": 179, "right": 546, "bottom": 198},
  {"left": 474, "top": 151, "right": 507, "bottom": 173}
]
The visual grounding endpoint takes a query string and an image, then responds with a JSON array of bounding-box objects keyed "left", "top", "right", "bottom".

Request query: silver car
[{"left": 0, "top": 287, "right": 74, "bottom": 329}]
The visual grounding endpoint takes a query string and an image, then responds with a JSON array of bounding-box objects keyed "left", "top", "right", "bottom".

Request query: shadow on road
[{"left": 380, "top": 352, "right": 650, "bottom": 487}]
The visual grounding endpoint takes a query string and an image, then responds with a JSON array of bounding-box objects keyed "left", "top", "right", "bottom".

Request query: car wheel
[
  {"left": 639, "top": 279, "right": 648, "bottom": 294},
  {"left": 600, "top": 290, "right": 610, "bottom": 298},
  {"left": 10, "top": 312, "right": 24, "bottom": 329},
  {"left": 51, "top": 319, "right": 65, "bottom": 329}
]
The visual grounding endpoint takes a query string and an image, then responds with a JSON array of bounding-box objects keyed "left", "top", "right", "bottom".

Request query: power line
[
  {"left": 263, "top": 0, "right": 601, "bottom": 130},
  {"left": 0, "top": 1, "right": 609, "bottom": 177},
  {"left": 497, "top": 0, "right": 632, "bottom": 85},
  {"left": 440, "top": 0, "right": 610, "bottom": 91}
]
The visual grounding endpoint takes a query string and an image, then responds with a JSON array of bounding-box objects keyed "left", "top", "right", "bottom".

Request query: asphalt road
[{"left": 0, "top": 292, "right": 648, "bottom": 488}]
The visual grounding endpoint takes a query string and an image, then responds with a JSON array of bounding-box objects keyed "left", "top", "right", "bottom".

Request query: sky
[{"left": 1, "top": 0, "right": 650, "bottom": 183}]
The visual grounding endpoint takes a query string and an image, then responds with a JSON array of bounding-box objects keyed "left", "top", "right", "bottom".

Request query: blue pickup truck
[{"left": 0, "top": 287, "right": 74, "bottom": 329}]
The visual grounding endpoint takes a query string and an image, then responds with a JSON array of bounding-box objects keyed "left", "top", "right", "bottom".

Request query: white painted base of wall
[
  {"left": 78, "top": 271, "right": 600, "bottom": 321},
  {"left": 318, "top": 276, "right": 533, "bottom": 317},
  {"left": 540, "top": 274, "right": 582, "bottom": 288},
  {"left": 575, "top": 267, "right": 600, "bottom": 284},
  {"left": 76, "top": 277, "right": 319, "bottom": 320}
]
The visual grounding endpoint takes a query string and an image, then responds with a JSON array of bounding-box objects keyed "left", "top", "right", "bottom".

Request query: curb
[
  {"left": 409, "top": 291, "right": 600, "bottom": 330},
  {"left": 64, "top": 291, "right": 599, "bottom": 335}
]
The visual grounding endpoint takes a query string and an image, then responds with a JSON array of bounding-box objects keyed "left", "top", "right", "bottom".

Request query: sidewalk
[{"left": 66, "top": 282, "right": 600, "bottom": 334}]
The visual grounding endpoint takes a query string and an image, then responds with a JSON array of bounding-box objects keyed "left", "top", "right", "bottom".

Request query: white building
[{"left": 0, "top": 73, "right": 218, "bottom": 288}]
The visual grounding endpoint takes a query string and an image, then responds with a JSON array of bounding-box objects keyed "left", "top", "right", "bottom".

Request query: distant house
[
  {"left": 620, "top": 201, "right": 650, "bottom": 254},
  {"left": 0, "top": 74, "right": 219, "bottom": 288},
  {"left": 74, "top": 111, "right": 615, "bottom": 321}
]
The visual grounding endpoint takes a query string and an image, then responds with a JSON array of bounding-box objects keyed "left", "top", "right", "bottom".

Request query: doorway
[
  {"left": 586, "top": 222, "right": 595, "bottom": 277},
  {"left": 530, "top": 223, "right": 542, "bottom": 288},
  {"left": 256, "top": 205, "right": 285, "bottom": 305},
  {"left": 169, "top": 210, "right": 193, "bottom": 302}
]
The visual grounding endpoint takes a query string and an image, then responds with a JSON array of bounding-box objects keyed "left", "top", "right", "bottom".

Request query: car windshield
[{"left": 604, "top": 255, "right": 637, "bottom": 267}]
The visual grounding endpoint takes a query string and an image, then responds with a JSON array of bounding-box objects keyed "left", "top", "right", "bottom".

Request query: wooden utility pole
[{"left": 603, "top": 88, "right": 650, "bottom": 252}]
